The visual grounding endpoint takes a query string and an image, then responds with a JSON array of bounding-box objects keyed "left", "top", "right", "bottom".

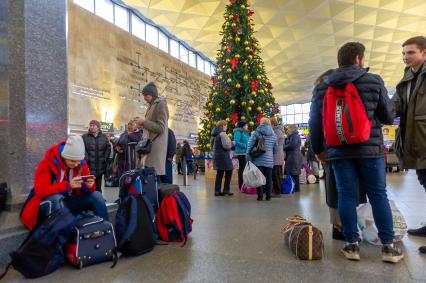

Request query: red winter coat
[{"left": 20, "top": 141, "right": 95, "bottom": 230}]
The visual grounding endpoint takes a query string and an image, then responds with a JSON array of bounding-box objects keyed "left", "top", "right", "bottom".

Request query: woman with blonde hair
[
  {"left": 211, "top": 120, "right": 234, "bottom": 196},
  {"left": 246, "top": 118, "right": 277, "bottom": 201}
]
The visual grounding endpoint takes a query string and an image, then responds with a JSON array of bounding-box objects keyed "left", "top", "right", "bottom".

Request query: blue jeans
[
  {"left": 160, "top": 159, "right": 173, "bottom": 184},
  {"left": 40, "top": 191, "right": 109, "bottom": 222},
  {"left": 331, "top": 158, "right": 393, "bottom": 244}
]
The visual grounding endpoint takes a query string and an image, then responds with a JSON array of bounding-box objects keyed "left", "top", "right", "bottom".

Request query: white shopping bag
[
  {"left": 357, "top": 200, "right": 407, "bottom": 245},
  {"left": 243, "top": 161, "right": 266, "bottom": 188}
]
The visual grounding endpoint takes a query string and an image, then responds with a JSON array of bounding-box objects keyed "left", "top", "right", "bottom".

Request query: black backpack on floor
[
  {"left": 0, "top": 207, "right": 76, "bottom": 279},
  {"left": 115, "top": 195, "right": 156, "bottom": 256}
]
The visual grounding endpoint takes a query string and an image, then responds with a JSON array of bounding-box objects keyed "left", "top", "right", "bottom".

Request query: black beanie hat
[{"left": 142, "top": 81, "right": 158, "bottom": 98}]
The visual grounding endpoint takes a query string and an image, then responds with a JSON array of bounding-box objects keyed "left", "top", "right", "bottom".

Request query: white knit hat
[{"left": 61, "top": 135, "right": 85, "bottom": 160}]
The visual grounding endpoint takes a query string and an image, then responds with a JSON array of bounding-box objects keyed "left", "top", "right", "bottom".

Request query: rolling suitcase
[{"left": 65, "top": 214, "right": 117, "bottom": 269}]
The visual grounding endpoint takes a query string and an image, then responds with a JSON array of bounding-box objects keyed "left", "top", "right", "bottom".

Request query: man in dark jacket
[
  {"left": 392, "top": 36, "right": 426, "bottom": 250},
  {"left": 181, "top": 140, "right": 194, "bottom": 174},
  {"left": 309, "top": 42, "right": 403, "bottom": 263},
  {"left": 160, "top": 128, "right": 176, "bottom": 184},
  {"left": 82, "top": 120, "right": 111, "bottom": 192}
]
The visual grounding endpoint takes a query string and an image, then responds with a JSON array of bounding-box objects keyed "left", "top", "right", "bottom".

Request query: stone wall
[{"left": 68, "top": 3, "right": 211, "bottom": 138}]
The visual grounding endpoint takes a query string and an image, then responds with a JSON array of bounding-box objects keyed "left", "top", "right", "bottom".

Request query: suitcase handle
[{"left": 82, "top": 230, "right": 111, "bottom": 239}]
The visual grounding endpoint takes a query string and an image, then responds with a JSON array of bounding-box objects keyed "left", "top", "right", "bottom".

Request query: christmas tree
[{"left": 197, "top": 0, "right": 280, "bottom": 153}]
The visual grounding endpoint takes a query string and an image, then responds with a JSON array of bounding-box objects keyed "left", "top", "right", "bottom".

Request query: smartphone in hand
[{"left": 80, "top": 175, "right": 95, "bottom": 181}]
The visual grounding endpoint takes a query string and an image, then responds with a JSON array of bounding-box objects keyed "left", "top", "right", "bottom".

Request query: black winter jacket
[
  {"left": 309, "top": 65, "right": 394, "bottom": 160},
  {"left": 211, "top": 127, "right": 233, "bottom": 171},
  {"left": 82, "top": 131, "right": 111, "bottom": 176},
  {"left": 166, "top": 128, "right": 177, "bottom": 159}
]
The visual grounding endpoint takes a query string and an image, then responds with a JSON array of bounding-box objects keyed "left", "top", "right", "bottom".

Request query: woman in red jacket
[{"left": 21, "top": 135, "right": 109, "bottom": 230}]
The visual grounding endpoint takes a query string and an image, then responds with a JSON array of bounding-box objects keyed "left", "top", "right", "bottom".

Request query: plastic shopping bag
[
  {"left": 357, "top": 200, "right": 407, "bottom": 245},
  {"left": 281, "top": 175, "right": 295, "bottom": 194},
  {"left": 242, "top": 161, "right": 266, "bottom": 188}
]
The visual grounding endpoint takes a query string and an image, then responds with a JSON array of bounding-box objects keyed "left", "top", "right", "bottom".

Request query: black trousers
[
  {"left": 237, "top": 155, "right": 246, "bottom": 189},
  {"left": 291, "top": 175, "right": 300, "bottom": 192},
  {"left": 417, "top": 169, "right": 426, "bottom": 192},
  {"left": 272, "top": 165, "right": 283, "bottom": 195},
  {"left": 215, "top": 170, "right": 233, "bottom": 193},
  {"left": 95, "top": 174, "right": 103, "bottom": 193},
  {"left": 257, "top": 166, "right": 273, "bottom": 199}
]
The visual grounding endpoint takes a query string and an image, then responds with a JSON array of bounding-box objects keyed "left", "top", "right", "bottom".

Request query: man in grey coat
[
  {"left": 137, "top": 82, "right": 169, "bottom": 176},
  {"left": 392, "top": 36, "right": 426, "bottom": 250}
]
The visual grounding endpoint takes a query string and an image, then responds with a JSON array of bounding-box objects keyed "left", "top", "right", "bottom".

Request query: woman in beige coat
[{"left": 137, "top": 82, "right": 169, "bottom": 176}]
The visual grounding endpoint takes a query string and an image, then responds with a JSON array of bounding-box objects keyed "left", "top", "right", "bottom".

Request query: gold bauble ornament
[
  {"left": 235, "top": 54, "right": 240, "bottom": 59},
  {"left": 218, "top": 76, "right": 223, "bottom": 80},
  {"left": 244, "top": 41, "right": 249, "bottom": 46},
  {"left": 229, "top": 15, "right": 234, "bottom": 20},
  {"left": 207, "top": 124, "right": 211, "bottom": 129},
  {"left": 247, "top": 106, "right": 252, "bottom": 111},
  {"left": 228, "top": 35, "right": 233, "bottom": 40},
  {"left": 249, "top": 99, "right": 254, "bottom": 105},
  {"left": 240, "top": 4, "right": 246, "bottom": 9},
  {"left": 248, "top": 55, "right": 253, "bottom": 60},
  {"left": 207, "top": 144, "right": 211, "bottom": 149},
  {"left": 256, "top": 106, "right": 262, "bottom": 112},
  {"left": 228, "top": 133, "right": 233, "bottom": 138},
  {"left": 241, "top": 116, "right": 246, "bottom": 120},
  {"left": 256, "top": 75, "right": 261, "bottom": 80},
  {"left": 216, "top": 107, "right": 221, "bottom": 113},
  {"left": 235, "top": 37, "right": 240, "bottom": 42},
  {"left": 208, "top": 102, "right": 213, "bottom": 107},
  {"left": 249, "top": 121, "right": 255, "bottom": 127},
  {"left": 265, "top": 102, "right": 270, "bottom": 107},
  {"left": 241, "top": 101, "right": 247, "bottom": 106},
  {"left": 260, "top": 89, "right": 265, "bottom": 94},
  {"left": 231, "top": 23, "right": 237, "bottom": 28},
  {"left": 227, "top": 78, "right": 232, "bottom": 83},
  {"left": 217, "top": 67, "right": 222, "bottom": 72},
  {"left": 226, "top": 68, "right": 232, "bottom": 73},
  {"left": 230, "top": 99, "right": 236, "bottom": 105},
  {"left": 243, "top": 75, "right": 249, "bottom": 81},
  {"left": 251, "top": 91, "right": 256, "bottom": 95},
  {"left": 225, "top": 58, "right": 231, "bottom": 63},
  {"left": 226, "top": 118, "right": 231, "bottom": 122},
  {"left": 235, "top": 83, "right": 241, "bottom": 89},
  {"left": 245, "top": 46, "right": 250, "bottom": 51},
  {"left": 243, "top": 61, "right": 248, "bottom": 67}
]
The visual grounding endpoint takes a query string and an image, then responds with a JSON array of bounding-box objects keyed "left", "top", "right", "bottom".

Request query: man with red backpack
[{"left": 309, "top": 42, "right": 403, "bottom": 263}]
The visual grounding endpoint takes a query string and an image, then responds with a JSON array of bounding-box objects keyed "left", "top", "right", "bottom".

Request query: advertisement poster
[{"left": 382, "top": 125, "right": 398, "bottom": 141}]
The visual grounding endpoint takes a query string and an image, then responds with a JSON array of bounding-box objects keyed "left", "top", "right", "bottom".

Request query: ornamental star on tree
[{"left": 196, "top": 0, "right": 280, "bottom": 153}]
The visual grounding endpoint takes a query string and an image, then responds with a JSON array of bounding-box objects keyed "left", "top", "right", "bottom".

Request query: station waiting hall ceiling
[{"left": 123, "top": 0, "right": 426, "bottom": 104}]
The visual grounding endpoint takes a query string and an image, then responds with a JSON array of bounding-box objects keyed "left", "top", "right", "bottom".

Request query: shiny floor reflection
[{"left": 3, "top": 170, "right": 426, "bottom": 282}]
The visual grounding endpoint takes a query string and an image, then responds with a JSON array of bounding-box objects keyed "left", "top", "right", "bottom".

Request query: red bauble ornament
[
  {"left": 268, "top": 84, "right": 273, "bottom": 89},
  {"left": 230, "top": 0, "right": 236, "bottom": 4},
  {"left": 248, "top": 10, "right": 254, "bottom": 17},
  {"left": 235, "top": 16, "right": 240, "bottom": 22},
  {"left": 257, "top": 114, "right": 266, "bottom": 125},
  {"left": 230, "top": 58, "right": 238, "bottom": 69},
  {"left": 211, "top": 77, "right": 217, "bottom": 87},
  {"left": 224, "top": 90, "right": 230, "bottom": 96},
  {"left": 227, "top": 45, "right": 232, "bottom": 52},
  {"left": 231, "top": 113, "right": 239, "bottom": 122},
  {"left": 251, "top": 81, "right": 259, "bottom": 91}
]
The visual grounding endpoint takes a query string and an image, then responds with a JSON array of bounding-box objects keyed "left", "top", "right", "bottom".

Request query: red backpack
[
  {"left": 156, "top": 191, "right": 193, "bottom": 246},
  {"left": 322, "top": 83, "right": 372, "bottom": 146}
]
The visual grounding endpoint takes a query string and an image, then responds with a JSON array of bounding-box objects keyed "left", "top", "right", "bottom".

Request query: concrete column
[{"left": 0, "top": 0, "right": 68, "bottom": 208}]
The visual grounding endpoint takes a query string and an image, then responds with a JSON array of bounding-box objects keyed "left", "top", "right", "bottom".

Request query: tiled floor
[{"left": 2, "top": 171, "right": 426, "bottom": 282}]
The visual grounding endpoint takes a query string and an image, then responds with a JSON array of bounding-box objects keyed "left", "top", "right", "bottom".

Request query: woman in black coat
[
  {"left": 283, "top": 125, "right": 303, "bottom": 192},
  {"left": 211, "top": 120, "right": 234, "bottom": 197}
]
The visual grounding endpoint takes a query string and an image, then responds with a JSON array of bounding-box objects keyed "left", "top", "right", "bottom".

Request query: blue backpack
[
  {"left": 281, "top": 175, "right": 295, "bottom": 194},
  {"left": 0, "top": 207, "right": 76, "bottom": 279},
  {"left": 115, "top": 194, "right": 157, "bottom": 256}
]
